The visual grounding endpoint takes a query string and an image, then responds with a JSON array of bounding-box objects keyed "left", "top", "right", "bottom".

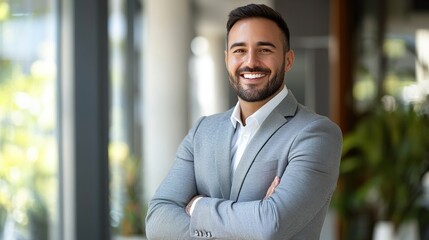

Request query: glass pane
[
  {"left": 108, "top": 0, "right": 144, "bottom": 238},
  {"left": 0, "top": 0, "right": 59, "bottom": 239},
  {"left": 352, "top": 0, "right": 429, "bottom": 113}
]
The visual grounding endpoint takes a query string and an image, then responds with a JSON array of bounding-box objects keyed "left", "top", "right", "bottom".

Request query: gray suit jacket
[{"left": 146, "top": 92, "right": 342, "bottom": 240}]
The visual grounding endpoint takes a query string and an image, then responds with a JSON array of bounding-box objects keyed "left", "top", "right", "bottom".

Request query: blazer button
[
  {"left": 206, "top": 231, "right": 212, "bottom": 237},
  {"left": 194, "top": 230, "right": 199, "bottom": 237}
]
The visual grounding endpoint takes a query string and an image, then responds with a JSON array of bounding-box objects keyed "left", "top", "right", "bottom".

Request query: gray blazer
[{"left": 146, "top": 92, "right": 342, "bottom": 240}]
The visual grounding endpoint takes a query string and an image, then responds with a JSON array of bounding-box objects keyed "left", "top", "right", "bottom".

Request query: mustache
[{"left": 237, "top": 66, "right": 270, "bottom": 74}]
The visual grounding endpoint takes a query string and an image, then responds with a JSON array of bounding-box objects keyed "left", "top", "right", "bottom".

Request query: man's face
[{"left": 225, "top": 17, "right": 293, "bottom": 102}]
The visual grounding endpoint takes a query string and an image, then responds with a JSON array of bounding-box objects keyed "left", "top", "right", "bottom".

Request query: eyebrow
[{"left": 229, "top": 41, "right": 277, "bottom": 50}]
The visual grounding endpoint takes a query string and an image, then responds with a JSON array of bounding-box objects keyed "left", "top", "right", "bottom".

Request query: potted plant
[{"left": 334, "top": 105, "right": 429, "bottom": 239}]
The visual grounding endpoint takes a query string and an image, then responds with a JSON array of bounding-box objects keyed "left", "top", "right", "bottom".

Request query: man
[{"left": 145, "top": 4, "right": 342, "bottom": 239}]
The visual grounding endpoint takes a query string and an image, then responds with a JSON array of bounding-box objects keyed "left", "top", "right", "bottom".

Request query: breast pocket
[{"left": 238, "top": 159, "right": 278, "bottom": 201}]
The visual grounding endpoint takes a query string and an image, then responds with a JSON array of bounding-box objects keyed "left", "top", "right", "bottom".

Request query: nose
[{"left": 245, "top": 50, "right": 259, "bottom": 68}]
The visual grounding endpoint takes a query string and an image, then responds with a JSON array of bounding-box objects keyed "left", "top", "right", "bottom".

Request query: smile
[{"left": 242, "top": 73, "right": 267, "bottom": 79}]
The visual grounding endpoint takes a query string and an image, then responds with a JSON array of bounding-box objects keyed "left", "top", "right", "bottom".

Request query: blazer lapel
[
  {"left": 229, "top": 92, "right": 298, "bottom": 201},
  {"left": 215, "top": 113, "right": 234, "bottom": 199}
]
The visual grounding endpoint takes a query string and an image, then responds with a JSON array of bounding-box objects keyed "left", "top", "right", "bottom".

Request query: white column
[
  {"left": 207, "top": 33, "right": 231, "bottom": 113},
  {"left": 142, "top": 0, "right": 192, "bottom": 202},
  {"left": 189, "top": 33, "right": 231, "bottom": 121}
]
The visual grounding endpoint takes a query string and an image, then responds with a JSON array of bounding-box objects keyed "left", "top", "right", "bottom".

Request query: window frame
[{"left": 59, "top": 0, "right": 110, "bottom": 239}]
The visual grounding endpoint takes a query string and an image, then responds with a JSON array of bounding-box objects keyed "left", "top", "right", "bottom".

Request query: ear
[{"left": 284, "top": 50, "right": 295, "bottom": 72}]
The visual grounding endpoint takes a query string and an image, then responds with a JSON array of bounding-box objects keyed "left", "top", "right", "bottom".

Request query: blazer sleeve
[
  {"left": 145, "top": 117, "right": 205, "bottom": 240},
  {"left": 189, "top": 118, "right": 342, "bottom": 240}
]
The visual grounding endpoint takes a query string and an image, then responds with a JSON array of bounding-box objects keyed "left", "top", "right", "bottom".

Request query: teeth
[{"left": 243, "top": 73, "right": 265, "bottom": 79}]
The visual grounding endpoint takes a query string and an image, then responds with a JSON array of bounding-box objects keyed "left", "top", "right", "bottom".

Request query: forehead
[{"left": 228, "top": 17, "right": 283, "bottom": 47}]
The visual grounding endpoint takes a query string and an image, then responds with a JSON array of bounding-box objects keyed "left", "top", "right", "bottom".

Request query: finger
[
  {"left": 274, "top": 176, "right": 280, "bottom": 187},
  {"left": 264, "top": 186, "right": 274, "bottom": 199},
  {"left": 264, "top": 176, "right": 281, "bottom": 199}
]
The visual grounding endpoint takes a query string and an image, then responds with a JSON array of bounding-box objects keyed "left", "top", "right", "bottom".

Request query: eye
[
  {"left": 259, "top": 48, "right": 272, "bottom": 54},
  {"left": 232, "top": 48, "right": 245, "bottom": 54}
]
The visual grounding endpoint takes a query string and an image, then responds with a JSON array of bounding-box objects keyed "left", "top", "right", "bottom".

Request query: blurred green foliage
[
  {"left": 0, "top": 58, "right": 57, "bottom": 238},
  {"left": 334, "top": 106, "right": 429, "bottom": 231},
  {"left": 109, "top": 143, "right": 145, "bottom": 237}
]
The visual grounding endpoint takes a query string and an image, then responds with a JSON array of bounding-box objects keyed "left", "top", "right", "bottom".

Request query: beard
[{"left": 228, "top": 63, "right": 285, "bottom": 102}]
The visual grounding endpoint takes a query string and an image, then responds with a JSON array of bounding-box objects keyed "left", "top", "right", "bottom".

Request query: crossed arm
[
  {"left": 145, "top": 118, "right": 342, "bottom": 240},
  {"left": 185, "top": 176, "right": 280, "bottom": 215},
  {"left": 145, "top": 159, "right": 285, "bottom": 240}
]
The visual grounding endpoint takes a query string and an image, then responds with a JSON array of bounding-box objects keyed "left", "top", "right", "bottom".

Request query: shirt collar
[{"left": 230, "top": 86, "right": 288, "bottom": 128}]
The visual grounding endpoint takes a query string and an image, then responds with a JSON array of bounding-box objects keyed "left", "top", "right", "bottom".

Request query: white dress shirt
[{"left": 230, "top": 86, "right": 288, "bottom": 177}]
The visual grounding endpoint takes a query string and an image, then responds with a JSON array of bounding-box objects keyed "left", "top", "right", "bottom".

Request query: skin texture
[{"left": 225, "top": 17, "right": 294, "bottom": 123}]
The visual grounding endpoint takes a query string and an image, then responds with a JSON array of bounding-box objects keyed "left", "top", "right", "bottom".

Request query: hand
[
  {"left": 186, "top": 195, "right": 203, "bottom": 216},
  {"left": 264, "top": 176, "right": 280, "bottom": 199}
]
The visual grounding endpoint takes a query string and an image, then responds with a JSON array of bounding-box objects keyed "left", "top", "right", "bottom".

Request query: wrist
[{"left": 186, "top": 196, "right": 203, "bottom": 216}]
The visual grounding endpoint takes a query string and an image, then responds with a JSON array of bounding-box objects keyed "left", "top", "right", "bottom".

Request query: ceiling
[{"left": 193, "top": 0, "right": 273, "bottom": 35}]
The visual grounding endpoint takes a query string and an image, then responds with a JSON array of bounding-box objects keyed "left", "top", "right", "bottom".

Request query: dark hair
[{"left": 226, "top": 4, "right": 290, "bottom": 51}]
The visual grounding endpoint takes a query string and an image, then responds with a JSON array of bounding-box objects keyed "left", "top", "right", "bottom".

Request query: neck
[
  {"left": 238, "top": 85, "right": 284, "bottom": 124},
  {"left": 239, "top": 100, "right": 266, "bottom": 124}
]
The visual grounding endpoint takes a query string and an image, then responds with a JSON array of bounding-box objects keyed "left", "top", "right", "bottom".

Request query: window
[
  {"left": 108, "top": 0, "right": 144, "bottom": 237},
  {"left": 0, "top": 0, "right": 59, "bottom": 239},
  {"left": 352, "top": 0, "right": 429, "bottom": 113}
]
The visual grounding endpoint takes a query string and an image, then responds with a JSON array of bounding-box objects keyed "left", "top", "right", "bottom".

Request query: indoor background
[{"left": 0, "top": 0, "right": 428, "bottom": 239}]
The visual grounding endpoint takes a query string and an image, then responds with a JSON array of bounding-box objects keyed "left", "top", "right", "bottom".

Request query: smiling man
[{"left": 145, "top": 4, "right": 342, "bottom": 240}]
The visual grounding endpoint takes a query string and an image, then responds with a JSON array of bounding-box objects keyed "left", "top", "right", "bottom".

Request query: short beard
[{"left": 229, "top": 63, "right": 285, "bottom": 102}]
